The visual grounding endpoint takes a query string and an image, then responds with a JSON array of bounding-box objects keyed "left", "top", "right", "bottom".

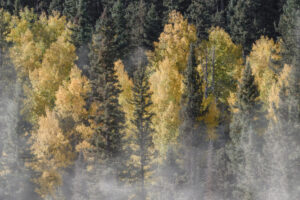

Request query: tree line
[{"left": 0, "top": 0, "right": 299, "bottom": 200}]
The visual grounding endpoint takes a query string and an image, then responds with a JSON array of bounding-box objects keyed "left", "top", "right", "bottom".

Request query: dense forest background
[{"left": 0, "top": 0, "right": 299, "bottom": 200}]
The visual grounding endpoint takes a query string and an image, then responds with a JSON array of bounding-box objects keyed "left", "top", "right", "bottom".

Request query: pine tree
[
  {"left": 226, "top": 63, "right": 266, "bottom": 200},
  {"left": 126, "top": 56, "right": 156, "bottom": 200},
  {"left": 88, "top": 10, "right": 125, "bottom": 161}
]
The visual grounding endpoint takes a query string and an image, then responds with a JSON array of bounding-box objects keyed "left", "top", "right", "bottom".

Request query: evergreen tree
[
  {"left": 226, "top": 63, "right": 266, "bottom": 200},
  {"left": 127, "top": 56, "right": 156, "bottom": 200},
  {"left": 72, "top": 0, "right": 92, "bottom": 47},
  {"left": 63, "top": 0, "right": 77, "bottom": 21},
  {"left": 88, "top": 10, "right": 125, "bottom": 161}
]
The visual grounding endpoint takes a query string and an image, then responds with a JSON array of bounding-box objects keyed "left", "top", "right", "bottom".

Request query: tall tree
[
  {"left": 127, "top": 59, "right": 156, "bottom": 200},
  {"left": 149, "top": 11, "right": 197, "bottom": 156},
  {"left": 88, "top": 10, "right": 125, "bottom": 161},
  {"left": 226, "top": 63, "right": 266, "bottom": 200}
]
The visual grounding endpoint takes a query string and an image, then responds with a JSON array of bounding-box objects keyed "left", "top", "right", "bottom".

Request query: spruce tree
[
  {"left": 88, "top": 10, "right": 125, "bottom": 161},
  {"left": 226, "top": 63, "right": 266, "bottom": 200},
  {"left": 127, "top": 58, "right": 156, "bottom": 200}
]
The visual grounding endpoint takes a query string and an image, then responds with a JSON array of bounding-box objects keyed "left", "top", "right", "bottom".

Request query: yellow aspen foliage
[
  {"left": 115, "top": 60, "right": 134, "bottom": 132},
  {"left": 198, "top": 27, "right": 243, "bottom": 103},
  {"left": 149, "top": 11, "right": 196, "bottom": 156},
  {"left": 249, "top": 36, "right": 282, "bottom": 104},
  {"left": 201, "top": 96, "right": 220, "bottom": 140},
  {"left": 29, "top": 110, "right": 74, "bottom": 198},
  {"left": 7, "top": 9, "right": 70, "bottom": 78},
  {"left": 150, "top": 58, "right": 184, "bottom": 156},
  {"left": 149, "top": 10, "right": 197, "bottom": 73},
  {"left": 30, "top": 67, "right": 92, "bottom": 197},
  {"left": 7, "top": 9, "right": 75, "bottom": 124},
  {"left": 55, "top": 66, "right": 90, "bottom": 121}
]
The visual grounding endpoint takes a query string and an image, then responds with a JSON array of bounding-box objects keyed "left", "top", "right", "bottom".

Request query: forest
[{"left": 0, "top": 0, "right": 299, "bottom": 200}]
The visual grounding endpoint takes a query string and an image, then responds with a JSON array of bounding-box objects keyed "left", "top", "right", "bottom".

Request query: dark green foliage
[
  {"left": 162, "top": 0, "right": 191, "bottom": 22},
  {"left": 227, "top": 0, "right": 282, "bottom": 55},
  {"left": 88, "top": 11, "right": 125, "bottom": 160},
  {"left": 127, "top": 57, "right": 156, "bottom": 200},
  {"left": 72, "top": 0, "right": 92, "bottom": 47},
  {"left": 187, "top": 0, "right": 228, "bottom": 40},
  {"left": 63, "top": 0, "right": 77, "bottom": 20},
  {"left": 48, "top": 0, "right": 64, "bottom": 14},
  {"left": 278, "top": 0, "right": 300, "bottom": 64},
  {"left": 126, "top": 0, "right": 163, "bottom": 50},
  {"left": 144, "top": 3, "right": 163, "bottom": 50},
  {"left": 180, "top": 44, "right": 205, "bottom": 139},
  {"left": 111, "top": 0, "right": 130, "bottom": 60}
]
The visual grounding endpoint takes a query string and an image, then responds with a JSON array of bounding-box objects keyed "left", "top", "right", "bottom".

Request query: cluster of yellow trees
[{"left": 1, "top": 8, "right": 289, "bottom": 198}]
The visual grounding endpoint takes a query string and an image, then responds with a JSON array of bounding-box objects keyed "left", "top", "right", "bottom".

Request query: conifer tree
[
  {"left": 127, "top": 59, "right": 156, "bottom": 200},
  {"left": 72, "top": 0, "right": 92, "bottom": 47},
  {"left": 226, "top": 63, "right": 266, "bottom": 200},
  {"left": 111, "top": 0, "right": 130, "bottom": 60},
  {"left": 88, "top": 10, "right": 125, "bottom": 161},
  {"left": 63, "top": 0, "right": 77, "bottom": 21}
]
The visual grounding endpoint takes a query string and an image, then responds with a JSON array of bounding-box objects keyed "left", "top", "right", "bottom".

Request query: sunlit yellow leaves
[
  {"left": 249, "top": 36, "right": 282, "bottom": 104},
  {"left": 198, "top": 27, "right": 243, "bottom": 103},
  {"left": 29, "top": 110, "right": 74, "bottom": 197},
  {"left": 55, "top": 66, "right": 90, "bottom": 121},
  {"left": 148, "top": 11, "right": 197, "bottom": 156},
  {"left": 150, "top": 57, "right": 184, "bottom": 156},
  {"left": 149, "top": 10, "right": 197, "bottom": 73},
  {"left": 201, "top": 95, "right": 220, "bottom": 140},
  {"left": 115, "top": 60, "right": 134, "bottom": 131},
  {"left": 8, "top": 9, "right": 76, "bottom": 125}
]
